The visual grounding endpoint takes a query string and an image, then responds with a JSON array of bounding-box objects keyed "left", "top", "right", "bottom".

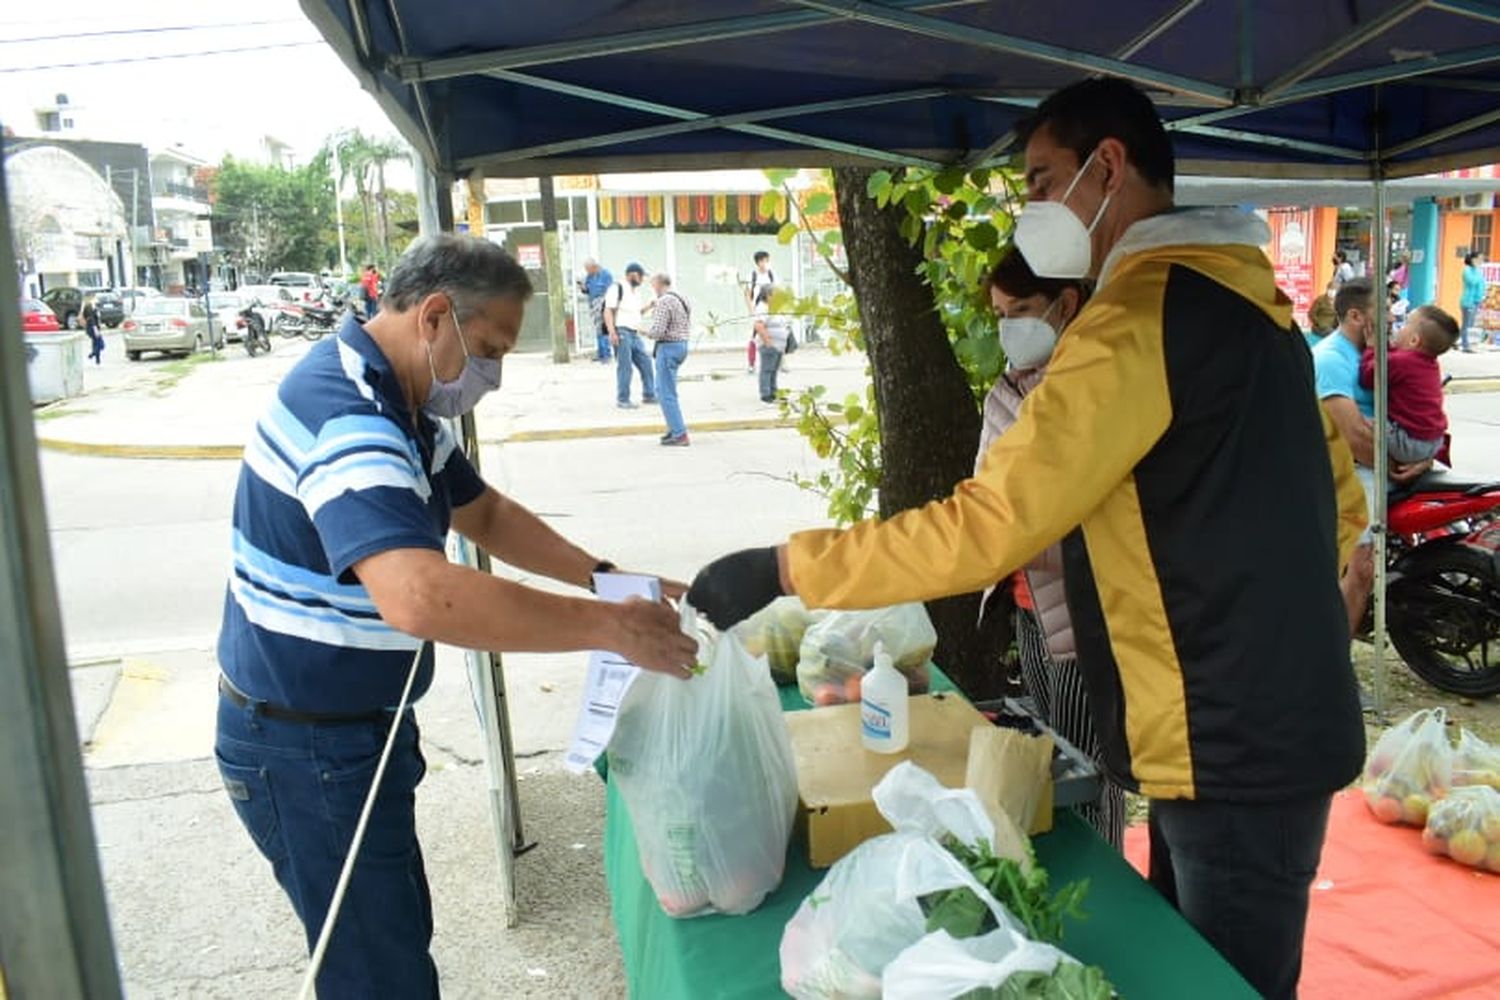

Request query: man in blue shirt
[
  {"left": 216, "top": 234, "right": 695, "bottom": 997},
  {"left": 1313, "top": 278, "right": 1430, "bottom": 634},
  {"left": 579, "top": 256, "right": 614, "bottom": 362}
]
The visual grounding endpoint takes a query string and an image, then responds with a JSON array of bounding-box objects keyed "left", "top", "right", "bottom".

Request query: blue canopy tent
[{"left": 6, "top": 2, "right": 1500, "bottom": 995}]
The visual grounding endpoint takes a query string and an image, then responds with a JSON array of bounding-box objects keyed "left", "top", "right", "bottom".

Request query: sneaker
[
  {"left": 617, "top": 401, "right": 638, "bottom": 409},
  {"left": 643, "top": 396, "right": 659, "bottom": 405},
  {"left": 661, "top": 433, "right": 690, "bottom": 447},
  {"left": 660, "top": 431, "right": 674, "bottom": 442}
]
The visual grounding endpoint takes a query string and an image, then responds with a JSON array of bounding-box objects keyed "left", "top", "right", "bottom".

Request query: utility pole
[
  {"left": 539, "top": 175, "right": 569, "bottom": 364},
  {"left": 331, "top": 142, "right": 349, "bottom": 277}
]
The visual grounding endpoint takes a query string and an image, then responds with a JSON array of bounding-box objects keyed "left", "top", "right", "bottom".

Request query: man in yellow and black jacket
[{"left": 687, "top": 79, "right": 1367, "bottom": 1000}]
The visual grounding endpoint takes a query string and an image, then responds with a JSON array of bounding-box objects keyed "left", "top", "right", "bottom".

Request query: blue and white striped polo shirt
[{"left": 217, "top": 315, "right": 485, "bottom": 714}]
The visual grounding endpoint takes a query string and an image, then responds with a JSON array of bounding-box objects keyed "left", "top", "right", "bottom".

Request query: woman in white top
[{"left": 752, "top": 284, "right": 790, "bottom": 403}]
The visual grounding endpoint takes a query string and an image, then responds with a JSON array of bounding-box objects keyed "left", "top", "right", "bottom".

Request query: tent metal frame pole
[
  {"left": 1260, "top": 0, "right": 1429, "bottom": 98},
  {"left": 1372, "top": 167, "right": 1392, "bottom": 718},
  {"left": 422, "top": 170, "right": 528, "bottom": 927},
  {"left": 0, "top": 162, "right": 124, "bottom": 1000},
  {"left": 1431, "top": 0, "right": 1500, "bottom": 25}
]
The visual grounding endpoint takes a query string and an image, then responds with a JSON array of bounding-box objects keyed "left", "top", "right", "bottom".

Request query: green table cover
[{"left": 602, "top": 672, "right": 1257, "bottom": 999}]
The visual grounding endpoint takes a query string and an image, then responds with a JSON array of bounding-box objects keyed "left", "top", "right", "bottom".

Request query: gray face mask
[{"left": 423, "top": 307, "right": 501, "bottom": 418}]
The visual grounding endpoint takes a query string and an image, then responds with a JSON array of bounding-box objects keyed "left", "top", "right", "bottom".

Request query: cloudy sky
[{"left": 0, "top": 0, "right": 407, "bottom": 172}]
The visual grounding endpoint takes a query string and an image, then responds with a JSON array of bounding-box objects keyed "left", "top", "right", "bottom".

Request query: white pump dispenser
[{"left": 860, "top": 641, "right": 909, "bottom": 754}]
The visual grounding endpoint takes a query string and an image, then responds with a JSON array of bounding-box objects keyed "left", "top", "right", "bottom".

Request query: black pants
[{"left": 1149, "top": 794, "right": 1332, "bottom": 1000}]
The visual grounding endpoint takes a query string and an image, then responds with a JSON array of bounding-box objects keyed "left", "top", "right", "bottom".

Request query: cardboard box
[{"left": 785, "top": 693, "right": 990, "bottom": 868}]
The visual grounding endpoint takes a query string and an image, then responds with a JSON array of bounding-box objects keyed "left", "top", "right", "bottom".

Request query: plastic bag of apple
[
  {"left": 734, "top": 596, "right": 823, "bottom": 685},
  {"left": 796, "top": 603, "right": 937, "bottom": 706},
  {"left": 1451, "top": 729, "right": 1500, "bottom": 791},
  {"left": 1361, "top": 708, "right": 1453, "bottom": 827},
  {"left": 1422, "top": 785, "right": 1500, "bottom": 872}
]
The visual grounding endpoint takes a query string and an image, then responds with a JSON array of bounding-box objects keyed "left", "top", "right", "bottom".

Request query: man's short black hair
[
  {"left": 753, "top": 250, "right": 770, "bottom": 264},
  {"left": 1017, "top": 77, "right": 1175, "bottom": 192},
  {"left": 1334, "top": 278, "right": 1374, "bottom": 321}
]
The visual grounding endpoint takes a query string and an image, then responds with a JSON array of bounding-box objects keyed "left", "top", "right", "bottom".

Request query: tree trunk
[
  {"left": 538, "top": 175, "right": 571, "bottom": 364},
  {"left": 376, "top": 160, "right": 391, "bottom": 259},
  {"left": 831, "top": 166, "right": 1007, "bottom": 699}
]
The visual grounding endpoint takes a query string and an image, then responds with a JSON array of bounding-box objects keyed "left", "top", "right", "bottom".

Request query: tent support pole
[
  {"left": 423, "top": 169, "right": 528, "bottom": 928},
  {"left": 1371, "top": 169, "right": 1391, "bottom": 719}
]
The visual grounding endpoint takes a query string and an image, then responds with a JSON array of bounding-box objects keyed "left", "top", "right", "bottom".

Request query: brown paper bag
[{"left": 965, "top": 726, "right": 1055, "bottom": 839}]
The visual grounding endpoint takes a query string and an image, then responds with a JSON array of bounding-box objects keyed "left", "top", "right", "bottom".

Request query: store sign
[
  {"left": 517, "top": 244, "right": 543, "bottom": 269},
  {"left": 1266, "top": 207, "right": 1316, "bottom": 328}
]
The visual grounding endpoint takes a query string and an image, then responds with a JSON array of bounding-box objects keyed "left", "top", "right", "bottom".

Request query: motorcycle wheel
[
  {"left": 245, "top": 333, "right": 261, "bottom": 357},
  {"left": 1387, "top": 542, "right": 1500, "bottom": 697},
  {"left": 302, "top": 322, "right": 327, "bottom": 342},
  {"left": 274, "top": 315, "right": 300, "bottom": 338}
]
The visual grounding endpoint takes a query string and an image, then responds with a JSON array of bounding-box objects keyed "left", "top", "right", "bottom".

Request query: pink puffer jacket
[{"left": 974, "top": 368, "right": 1075, "bottom": 659}]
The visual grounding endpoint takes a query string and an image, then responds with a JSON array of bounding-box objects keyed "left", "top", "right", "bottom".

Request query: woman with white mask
[{"left": 976, "top": 248, "right": 1124, "bottom": 849}]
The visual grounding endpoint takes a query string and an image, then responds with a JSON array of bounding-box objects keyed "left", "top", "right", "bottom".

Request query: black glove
[{"left": 686, "top": 546, "right": 786, "bottom": 630}]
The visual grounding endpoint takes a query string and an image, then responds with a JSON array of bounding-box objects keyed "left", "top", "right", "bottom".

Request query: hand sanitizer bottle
[{"left": 861, "top": 641, "right": 909, "bottom": 754}]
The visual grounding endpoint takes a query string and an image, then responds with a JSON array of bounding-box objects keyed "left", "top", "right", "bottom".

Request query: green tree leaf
[
  {"left": 777, "top": 221, "right": 800, "bottom": 244},
  {"left": 804, "top": 192, "right": 832, "bottom": 215}
]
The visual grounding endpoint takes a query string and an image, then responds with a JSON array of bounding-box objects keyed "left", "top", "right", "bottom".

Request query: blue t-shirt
[
  {"left": 217, "top": 316, "right": 486, "bottom": 713},
  {"left": 584, "top": 268, "right": 614, "bottom": 302},
  {"left": 1312, "top": 330, "right": 1375, "bottom": 419}
]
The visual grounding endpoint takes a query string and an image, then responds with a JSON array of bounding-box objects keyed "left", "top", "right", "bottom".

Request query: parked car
[
  {"left": 41, "top": 287, "right": 125, "bottom": 329},
  {"left": 207, "top": 291, "right": 247, "bottom": 343},
  {"left": 121, "top": 298, "right": 221, "bottom": 360},
  {"left": 237, "top": 283, "right": 299, "bottom": 333},
  {"left": 118, "top": 287, "right": 164, "bottom": 314},
  {"left": 21, "top": 298, "right": 61, "bottom": 333},
  {"left": 269, "top": 271, "right": 322, "bottom": 301}
]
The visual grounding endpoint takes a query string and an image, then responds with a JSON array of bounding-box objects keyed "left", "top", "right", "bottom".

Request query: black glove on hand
[{"left": 686, "top": 546, "right": 786, "bottom": 630}]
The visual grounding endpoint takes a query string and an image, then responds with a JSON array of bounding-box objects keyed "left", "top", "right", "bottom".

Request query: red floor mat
[{"left": 1123, "top": 789, "right": 1500, "bottom": 998}]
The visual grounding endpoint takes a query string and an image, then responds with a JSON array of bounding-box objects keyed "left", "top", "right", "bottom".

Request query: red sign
[
  {"left": 517, "top": 244, "right": 542, "bottom": 269},
  {"left": 1266, "top": 207, "right": 1316, "bottom": 328}
]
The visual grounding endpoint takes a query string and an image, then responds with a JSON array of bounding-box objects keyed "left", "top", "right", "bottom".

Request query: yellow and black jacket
[{"left": 788, "top": 208, "right": 1368, "bottom": 802}]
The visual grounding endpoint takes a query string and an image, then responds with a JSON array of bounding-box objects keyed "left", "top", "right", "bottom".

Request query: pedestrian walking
[
  {"left": 82, "top": 295, "right": 104, "bottom": 364},
  {"left": 752, "top": 284, "right": 789, "bottom": 403},
  {"left": 214, "top": 234, "right": 695, "bottom": 998},
  {"left": 604, "top": 262, "right": 657, "bottom": 408},
  {"left": 361, "top": 263, "right": 382, "bottom": 319},
  {"left": 1460, "top": 251, "right": 1486, "bottom": 352},
  {"left": 578, "top": 257, "right": 614, "bottom": 362},
  {"left": 646, "top": 272, "right": 692, "bottom": 446}
]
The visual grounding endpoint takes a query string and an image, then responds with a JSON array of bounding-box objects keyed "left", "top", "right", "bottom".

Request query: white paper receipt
[{"left": 563, "top": 572, "right": 662, "bottom": 774}]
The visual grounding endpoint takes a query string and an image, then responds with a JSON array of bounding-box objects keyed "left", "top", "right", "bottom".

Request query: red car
[{"left": 21, "top": 298, "right": 61, "bottom": 333}]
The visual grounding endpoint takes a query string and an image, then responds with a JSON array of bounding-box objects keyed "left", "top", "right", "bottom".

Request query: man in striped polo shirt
[{"left": 215, "top": 234, "right": 696, "bottom": 997}]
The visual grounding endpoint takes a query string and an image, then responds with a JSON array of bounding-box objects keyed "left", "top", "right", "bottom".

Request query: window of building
[{"left": 1472, "top": 214, "right": 1493, "bottom": 257}]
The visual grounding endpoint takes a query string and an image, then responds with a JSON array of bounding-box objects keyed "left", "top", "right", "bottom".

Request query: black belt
[{"left": 218, "top": 675, "right": 394, "bottom": 725}]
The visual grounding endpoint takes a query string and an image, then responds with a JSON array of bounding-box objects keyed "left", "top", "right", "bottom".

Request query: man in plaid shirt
[{"left": 646, "top": 272, "right": 692, "bottom": 446}]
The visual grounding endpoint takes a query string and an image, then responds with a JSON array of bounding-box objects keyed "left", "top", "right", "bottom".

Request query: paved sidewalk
[{"left": 34, "top": 336, "right": 872, "bottom": 456}]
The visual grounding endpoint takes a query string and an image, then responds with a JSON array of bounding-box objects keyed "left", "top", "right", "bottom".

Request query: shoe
[
  {"left": 661, "top": 433, "right": 690, "bottom": 447},
  {"left": 617, "top": 401, "right": 638, "bottom": 409},
  {"left": 643, "top": 396, "right": 659, "bottom": 405},
  {"left": 761, "top": 397, "right": 777, "bottom": 404},
  {"left": 660, "top": 431, "right": 674, "bottom": 442}
]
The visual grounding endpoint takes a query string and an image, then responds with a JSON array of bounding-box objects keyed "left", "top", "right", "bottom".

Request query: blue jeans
[
  {"left": 614, "top": 327, "right": 655, "bottom": 404},
  {"left": 215, "top": 693, "right": 438, "bottom": 999},
  {"left": 654, "top": 340, "right": 689, "bottom": 437},
  {"left": 596, "top": 327, "right": 613, "bottom": 360},
  {"left": 758, "top": 344, "right": 783, "bottom": 402},
  {"left": 1461, "top": 304, "right": 1477, "bottom": 349}
]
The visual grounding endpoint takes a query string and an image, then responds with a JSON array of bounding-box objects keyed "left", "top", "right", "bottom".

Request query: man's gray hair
[
  {"left": 651, "top": 272, "right": 672, "bottom": 287},
  {"left": 383, "top": 234, "right": 533, "bottom": 320}
]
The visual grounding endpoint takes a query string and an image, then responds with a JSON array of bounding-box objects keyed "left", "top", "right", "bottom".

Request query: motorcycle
[
  {"left": 273, "top": 298, "right": 341, "bottom": 341},
  {"left": 238, "top": 300, "right": 273, "bottom": 357},
  {"left": 1366, "top": 468, "right": 1500, "bottom": 696}
]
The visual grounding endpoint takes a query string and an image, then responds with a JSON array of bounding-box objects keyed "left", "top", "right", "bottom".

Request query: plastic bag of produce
[
  {"left": 1452, "top": 729, "right": 1500, "bottom": 790},
  {"left": 1361, "top": 708, "right": 1452, "bottom": 826},
  {"left": 608, "top": 604, "right": 798, "bottom": 917},
  {"left": 797, "top": 603, "right": 937, "bottom": 706},
  {"left": 734, "top": 596, "right": 820, "bottom": 684},
  {"left": 779, "top": 763, "right": 1022, "bottom": 1000},
  {"left": 883, "top": 928, "right": 1110, "bottom": 1000},
  {"left": 1422, "top": 785, "right": 1500, "bottom": 871}
]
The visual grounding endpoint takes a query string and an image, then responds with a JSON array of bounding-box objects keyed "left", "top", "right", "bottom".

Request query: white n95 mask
[
  {"left": 1013, "top": 148, "right": 1112, "bottom": 279},
  {"left": 998, "top": 297, "right": 1062, "bottom": 370}
]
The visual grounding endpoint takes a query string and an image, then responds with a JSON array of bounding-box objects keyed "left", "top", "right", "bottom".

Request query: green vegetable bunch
[
  {"left": 956, "top": 962, "right": 1112, "bottom": 999},
  {"left": 923, "top": 836, "right": 1088, "bottom": 944}
]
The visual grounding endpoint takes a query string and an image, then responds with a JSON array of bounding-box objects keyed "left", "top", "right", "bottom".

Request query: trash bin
[{"left": 25, "top": 331, "right": 87, "bottom": 404}]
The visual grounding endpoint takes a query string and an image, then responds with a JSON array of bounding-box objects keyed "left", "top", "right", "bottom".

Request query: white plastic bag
[
  {"left": 797, "top": 603, "right": 937, "bottom": 705},
  {"left": 1361, "top": 707, "right": 1453, "bottom": 826},
  {"left": 779, "top": 763, "right": 1022, "bottom": 1000},
  {"left": 608, "top": 604, "right": 798, "bottom": 917},
  {"left": 733, "top": 595, "right": 821, "bottom": 684},
  {"left": 883, "top": 928, "right": 1081, "bottom": 1000}
]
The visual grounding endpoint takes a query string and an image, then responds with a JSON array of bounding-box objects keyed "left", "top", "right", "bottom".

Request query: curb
[
  {"left": 1446, "top": 377, "right": 1500, "bottom": 395},
  {"left": 37, "top": 414, "right": 798, "bottom": 460}
]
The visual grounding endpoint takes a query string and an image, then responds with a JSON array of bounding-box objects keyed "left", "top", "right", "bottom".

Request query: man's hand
[
  {"left": 1390, "top": 458, "right": 1433, "bottom": 485},
  {"left": 609, "top": 332, "right": 620, "bottom": 348},
  {"left": 686, "top": 547, "right": 786, "bottom": 629},
  {"left": 611, "top": 597, "right": 697, "bottom": 679}
]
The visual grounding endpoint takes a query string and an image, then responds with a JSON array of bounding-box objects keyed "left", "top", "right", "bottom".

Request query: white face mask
[
  {"left": 424, "top": 307, "right": 501, "bottom": 418},
  {"left": 998, "top": 299, "right": 1062, "bottom": 370},
  {"left": 1013, "top": 148, "right": 1113, "bottom": 279}
]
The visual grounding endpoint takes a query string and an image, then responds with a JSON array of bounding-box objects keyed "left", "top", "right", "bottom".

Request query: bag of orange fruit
[
  {"left": 1451, "top": 729, "right": 1500, "bottom": 791},
  {"left": 1422, "top": 785, "right": 1500, "bottom": 871},
  {"left": 1361, "top": 708, "right": 1452, "bottom": 826}
]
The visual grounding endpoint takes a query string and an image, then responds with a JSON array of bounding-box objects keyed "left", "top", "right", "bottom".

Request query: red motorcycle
[{"left": 1377, "top": 468, "right": 1500, "bottom": 696}]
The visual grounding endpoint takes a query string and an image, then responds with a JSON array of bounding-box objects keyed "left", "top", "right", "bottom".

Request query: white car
[
  {"left": 237, "top": 284, "right": 299, "bottom": 333},
  {"left": 206, "top": 291, "right": 248, "bottom": 342},
  {"left": 269, "top": 272, "right": 322, "bottom": 302}
]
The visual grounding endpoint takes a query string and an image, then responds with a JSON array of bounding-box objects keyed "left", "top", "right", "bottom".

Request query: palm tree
[{"left": 327, "top": 129, "right": 406, "bottom": 267}]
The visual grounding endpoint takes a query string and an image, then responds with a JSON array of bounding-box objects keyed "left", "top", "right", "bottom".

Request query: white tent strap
[{"left": 296, "top": 641, "right": 427, "bottom": 1000}]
